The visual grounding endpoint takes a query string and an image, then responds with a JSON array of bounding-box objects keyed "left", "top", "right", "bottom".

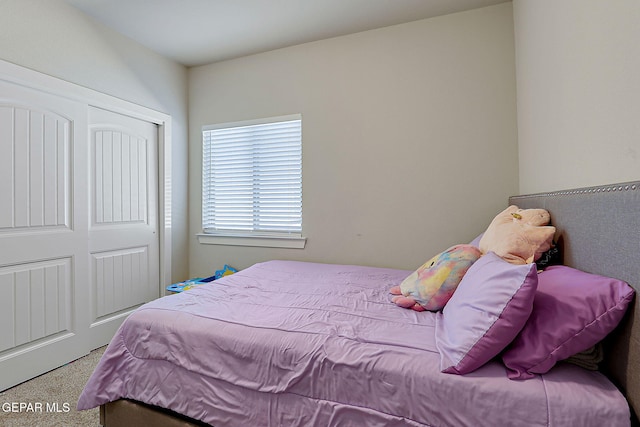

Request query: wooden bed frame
[{"left": 99, "top": 181, "right": 640, "bottom": 426}]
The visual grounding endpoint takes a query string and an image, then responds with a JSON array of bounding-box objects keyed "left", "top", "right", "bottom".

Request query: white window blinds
[{"left": 202, "top": 115, "right": 302, "bottom": 237}]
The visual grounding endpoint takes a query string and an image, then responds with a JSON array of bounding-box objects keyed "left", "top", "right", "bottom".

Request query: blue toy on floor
[
  {"left": 166, "top": 265, "right": 238, "bottom": 293},
  {"left": 214, "top": 264, "right": 237, "bottom": 279}
]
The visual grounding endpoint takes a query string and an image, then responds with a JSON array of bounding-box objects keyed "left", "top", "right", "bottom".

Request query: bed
[{"left": 78, "top": 181, "right": 640, "bottom": 426}]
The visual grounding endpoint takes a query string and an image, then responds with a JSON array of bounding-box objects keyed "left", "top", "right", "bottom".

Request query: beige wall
[
  {"left": 4, "top": 0, "right": 636, "bottom": 278},
  {"left": 0, "top": 0, "right": 190, "bottom": 283},
  {"left": 514, "top": 0, "right": 640, "bottom": 194},
  {"left": 189, "top": 3, "right": 518, "bottom": 273}
]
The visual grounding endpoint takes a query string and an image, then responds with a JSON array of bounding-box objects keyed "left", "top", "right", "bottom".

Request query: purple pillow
[
  {"left": 435, "top": 252, "right": 538, "bottom": 374},
  {"left": 469, "top": 232, "right": 484, "bottom": 248},
  {"left": 502, "top": 265, "right": 635, "bottom": 379}
]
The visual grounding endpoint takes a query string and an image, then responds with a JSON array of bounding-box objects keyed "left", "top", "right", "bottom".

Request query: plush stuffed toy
[
  {"left": 390, "top": 244, "right": 482, "bottom": 312},
  {"left": 479, "top": 205, "right": 555, "bottom": 265},
  {"left": 390, "top": 206, "right": 555, "bottom": 312}
]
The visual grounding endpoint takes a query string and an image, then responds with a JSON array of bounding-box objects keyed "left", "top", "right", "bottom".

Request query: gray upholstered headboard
[{"left": 510, "top": 181, "right": 640, "bottom": 422}]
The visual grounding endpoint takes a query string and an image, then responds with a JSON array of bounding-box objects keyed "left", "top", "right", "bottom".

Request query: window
[{"left": 199, "top": 114, "right": 305, "bottom": 248}]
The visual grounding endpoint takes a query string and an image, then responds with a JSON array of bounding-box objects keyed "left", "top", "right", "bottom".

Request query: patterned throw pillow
[{"left": 397, "top": 244, "right": 482, "bottom": 311}]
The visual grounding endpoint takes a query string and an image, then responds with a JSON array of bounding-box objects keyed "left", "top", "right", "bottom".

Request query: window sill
[{"left": 197, "top": 233, "right": 307, "bottom": 249}]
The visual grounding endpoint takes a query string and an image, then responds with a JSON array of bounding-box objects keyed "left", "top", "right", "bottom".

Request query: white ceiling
[{"left": 63, "top": 0, "right": 509, "bottom": 67}]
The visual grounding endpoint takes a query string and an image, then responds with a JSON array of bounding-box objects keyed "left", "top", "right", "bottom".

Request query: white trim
[
  {"left": 202, "top": 113, "right": 302, "bottom": 131},
  {"left": 158, "top": 120, "right": 172, "bottom": 288},
  {"left": 197, "top": 233, "right": 306, "bottom": 249}
]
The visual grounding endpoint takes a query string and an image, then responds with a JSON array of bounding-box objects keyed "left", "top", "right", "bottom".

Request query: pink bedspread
[{"left": 78, "top": 261, "right": 630, "bottom": 426}]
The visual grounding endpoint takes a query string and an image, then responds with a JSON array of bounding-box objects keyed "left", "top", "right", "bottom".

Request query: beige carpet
[{"left": 0, "top": 346, "right": 106, "bottom": 427}]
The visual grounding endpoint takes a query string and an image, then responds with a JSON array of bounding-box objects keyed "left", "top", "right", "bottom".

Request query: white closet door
[
  {"left": 0, "top": 80, "right": 91, "bottom": 391},
  {"left": 0, "top": 83, "right": 161, "bottom": 391},
  {"left": 86, "top": 107, "right": 159, "bottom": 349}
]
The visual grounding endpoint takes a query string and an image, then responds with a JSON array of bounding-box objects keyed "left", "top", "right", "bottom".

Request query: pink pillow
[
  {"left": 502, "top": 265, "right": 635, "bottom": 379},
  {"left": 435, "top": 252, "right": 538, "bottom": 374}
]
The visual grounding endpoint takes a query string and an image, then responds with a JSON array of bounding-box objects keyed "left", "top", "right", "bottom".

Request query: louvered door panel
[
  {"left": 0, "top": 79, "right": 90, "bottom": 392},
  {"left": 94, "top": 129, "right": 147, "bottom": 224},
  {"left": 0, "top": 105, "right": 70, "bottom": 231},
  {"left": 92, "top": 247, "right": 149, "bottom": 319},
  {"left": 0, "top": 259, "right": 71, "bottom": 352},
  {"left": 88, "top": 107, "right": 159, "bottom": 342}
]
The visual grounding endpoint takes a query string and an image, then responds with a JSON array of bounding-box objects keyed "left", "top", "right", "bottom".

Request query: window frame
[{"left": 198, "top": 114, "right": 306, "bottom": 249}]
